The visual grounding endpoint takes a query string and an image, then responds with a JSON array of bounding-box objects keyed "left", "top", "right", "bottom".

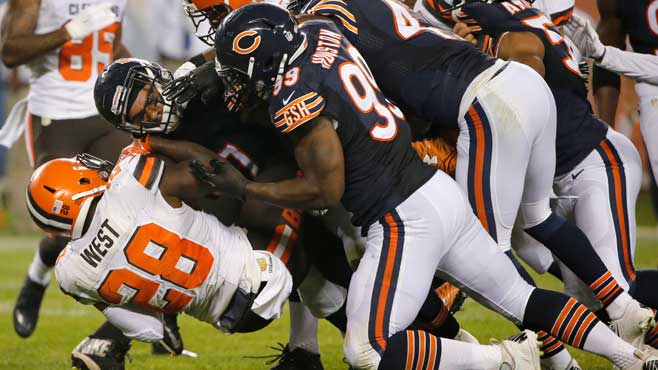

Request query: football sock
[
  {"left": 630, "top": 270, "right": 658, "bottom": 309},
  {"left": 288, "top": 301, "right": 320, "bottom": 354},
  {"left": 378, "top": 330, "right": 501, "bottom": 370},
  {"left": 547, "top": 261, "right": 562, "bottom": 280},
  {"left": 525, "top": 214, "right": 631, "bottom": 318},
  {"left": 92, "top": 321, "right": 131, "bottom": 346},
  {"left": 650, "top": 171, "right": 658, "bottom": 219},
  {"left": 38, "top": 235, "right": 69, "bottom": 267},
  {"left": 523, "top": 288, "right": 637, "bottom": 368},
  {"left": 325, "top": 301, "right": 347, "bottom": 333},
  {"left": 27, "top": 250, "right": 51, "bottom": 286}
]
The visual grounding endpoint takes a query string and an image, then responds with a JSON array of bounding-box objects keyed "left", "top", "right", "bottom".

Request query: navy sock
[
  {"left": 92, "top": 321, "right": 131, "bottom": 346},
  {"left": 325, "top": 302, "right": 347, "bottom": 332},
  {"left": 526, "top": 214, "right": 623, "bottom": 307},
  {"left": 378, "top": 330, "right": 441, "bottom": 370},
  {"left": 630, "top": 270, "right": 658, "bottom": 309}
]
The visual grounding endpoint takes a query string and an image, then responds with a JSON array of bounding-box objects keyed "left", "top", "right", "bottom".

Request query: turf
[{"left": 0, "top": 234, "right": 657, "bottom": 370}]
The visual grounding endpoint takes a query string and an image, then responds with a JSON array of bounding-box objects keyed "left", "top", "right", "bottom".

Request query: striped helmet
[{"left": 26, "top": 154, "right": 112, "bottom": 239}]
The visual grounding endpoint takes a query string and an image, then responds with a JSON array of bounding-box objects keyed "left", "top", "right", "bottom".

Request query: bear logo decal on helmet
[{"left": 232, "top": 30, "right": 262, "bottom": 55}]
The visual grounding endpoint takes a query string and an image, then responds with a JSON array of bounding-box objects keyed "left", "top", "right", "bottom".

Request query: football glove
[
  {"left": 189, "top": 159, "right": 250, "bottom": 200},
  {"left": 163, "top": 62, "right": 220, "bottom": 105},
  {"left": 563, "top": 14, "right": 605, "bottom": 60},
  {"left": 64, "top": 3, "right": 117, "bottom": 40}
]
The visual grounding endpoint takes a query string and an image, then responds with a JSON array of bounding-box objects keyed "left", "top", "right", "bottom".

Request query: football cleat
[
  {"left": 496, "top": 330, "right": 541, "bottom": 370},
  {"left": 258, "top": 343, "right": 324, "bottom": 370},
  {"left": 71, "top": 336, "right": 131, "bottom": 370},
  {"left": 540, "top": 357, "right": 582, "bottom": 370},
  {"left": 454, "top": 328, "right": 480, "bottom": 344},
  {"left": 610, "top": 303, "right": 656, "bottom": 349},
  {"left": 620, "top": 350, "right": 658, "bottom": 370},
  {"left": 12, "top": 275, "right": 47, "bottom": 338}
]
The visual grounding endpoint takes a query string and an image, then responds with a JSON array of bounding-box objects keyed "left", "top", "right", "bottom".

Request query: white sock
[
  {"left": 438, "top": 339, "right": 502, "bottom": 370},
  {"left": 27, "top": 251, "right": 51, "bottom": 286},
  {"left": 583, "top": 321, "right": 638, "bottom": 369},
  {"left": 540, "top": 346, "right": 573, "bottom": 370},
  {"left": 288, "top": 301, "right": 320, "bottom": 354},
  {"left": 606, "top": 292, "right": 635, "bottom": 321}
]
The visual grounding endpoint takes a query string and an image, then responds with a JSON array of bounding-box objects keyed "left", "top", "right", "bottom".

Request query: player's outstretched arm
[
  {"left": 243, "top": 115, "right": 345, "bottom": 210},
  {"left": 593, "top": 0, "right": 624, "bottom": 126}
]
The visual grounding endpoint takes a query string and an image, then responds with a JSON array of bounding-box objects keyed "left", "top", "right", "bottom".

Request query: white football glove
[
  {"left": 64, "top": 3, "right": 117, "bottom": 40},
  {"left": 563, "top": 14, "right": 605, "bottom": 60},
  {"left": 173, "top": 61, "right": 197, "bottom": 79}
]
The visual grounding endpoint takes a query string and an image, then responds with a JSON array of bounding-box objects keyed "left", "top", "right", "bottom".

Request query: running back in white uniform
[
  {"left": 55, "top": 151, "right": 290, "bottom": 328},
  {"left": 27, "top": 0, "right": 126, "bottom": 119}
]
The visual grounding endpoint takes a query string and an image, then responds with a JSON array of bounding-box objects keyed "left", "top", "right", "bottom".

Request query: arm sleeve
[
  {"left": 597, "top": 46, "right": 658, "bottom": 85},
  {"left": 102, "top": 306, "right": 164, "bottom": 343}
]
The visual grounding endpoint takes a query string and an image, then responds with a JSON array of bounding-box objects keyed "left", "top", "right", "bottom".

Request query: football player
[
  {"left": 1, "top": 0, "right": 132, "bottom": 339},
  {"left": 592, "top": 0, "right": 658, "bottom": 227},
  {"left": 202, "top": 4, "right": 657, "bottom": 370},
  {"left": 426, "top": 0, "right": 658, "bottom": 355}
]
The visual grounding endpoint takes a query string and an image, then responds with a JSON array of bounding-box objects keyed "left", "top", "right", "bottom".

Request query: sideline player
[
  {"left": 593, "top": 0, "right": 658, "bottom": 220},
  {"left": 1, "top": 0, "right": 131, "bottom": 338},
  {"left": 204, "top": 4, "right": 656, "bottom": 369}
]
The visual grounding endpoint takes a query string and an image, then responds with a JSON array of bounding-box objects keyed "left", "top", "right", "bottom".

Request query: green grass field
[{"left": 0, "top": 233, "right": 657, "bottom": 370}]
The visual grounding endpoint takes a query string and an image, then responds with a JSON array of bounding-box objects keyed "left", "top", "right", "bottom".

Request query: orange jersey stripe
[{"left": 138, "top": 157, "right": 156, "bottom": 187}]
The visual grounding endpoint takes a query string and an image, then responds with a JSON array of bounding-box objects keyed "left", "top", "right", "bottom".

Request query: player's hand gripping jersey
[
  {"left": 302, "top": 0, "right": 495, "bottom": 130},
  {"left": 444, "top": 0, "right": 608, "bottom": 176},
  {"left": 269, "top": 20, "right": 436, "bottom": 228},
  {"left": 54, "top": 151, "right": 288, "bottom": 327},
  {"left": 27, "top": 0, "right": 126, "bottom": 119}
]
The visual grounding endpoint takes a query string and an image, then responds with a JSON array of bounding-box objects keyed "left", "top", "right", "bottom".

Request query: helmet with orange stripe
[
  {"left": 183, "top": 0, "right": 258, "bottom": 46},
  {"left": 26, "top": 154, "right": 113, "bottom": 239}
]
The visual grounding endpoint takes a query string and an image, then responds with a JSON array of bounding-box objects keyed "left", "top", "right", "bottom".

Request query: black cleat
[
  {"left": 151, "top": 313, "right": 184, "bottom": 355},
  {"left": 13, "top": 276, "right": 47, "bottom": 338},
  {"left": 268, "top": 343, "right": 324, "bottom": 370},
  {"left": 71, "top": 336, "right": 131, "bottom": 370}
]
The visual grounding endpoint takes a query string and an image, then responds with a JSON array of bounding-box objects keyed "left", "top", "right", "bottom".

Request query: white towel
[{"left": 0, "top": 98, "right": 27, "bottom": 149}]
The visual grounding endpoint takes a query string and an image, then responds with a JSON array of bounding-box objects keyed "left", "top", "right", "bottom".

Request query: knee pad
[{"left": 518, "top": 200, "right": 552, "bottom": 229}]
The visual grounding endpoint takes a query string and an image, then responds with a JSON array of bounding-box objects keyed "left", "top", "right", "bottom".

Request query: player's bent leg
[
  {"left": 344, "top": 172, "right": 453, "bottom": 369},
  {"left": 71, "top": 321, "right": 132, "bottom": 370}
]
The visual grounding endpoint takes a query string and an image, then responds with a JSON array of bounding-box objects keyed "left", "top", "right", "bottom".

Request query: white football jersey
[
  {"left": 54, "top": 152, "right": 264, "bottom": 325},
  {"left": 27, "top": 0, "right": 127, "bottom": 119}
]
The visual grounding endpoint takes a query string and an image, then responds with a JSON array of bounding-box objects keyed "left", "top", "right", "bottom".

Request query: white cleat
[
  {"left": 621, "top": 350, "right": 658, "bottom": 370},
  {"left": 541, "top": 355, "right": 582, "bottom": 370},
  {"left": 497, "top": 330, "right": 542, "bottom": 370},
  {"left": 610, "top": 303, "right": 655, "bottom": 349}
]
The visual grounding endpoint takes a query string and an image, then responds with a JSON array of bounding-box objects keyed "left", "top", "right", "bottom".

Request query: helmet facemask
[
  {"left": 112, "top": 64, "right": 183, "bottom": 136},
  {"left": 185, "top": 2, "right": 231, "bottom": 46}
]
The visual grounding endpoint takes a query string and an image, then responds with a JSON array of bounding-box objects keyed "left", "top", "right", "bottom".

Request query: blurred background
[{"left": 0, "top": 0, "right": 655, "bottom": 234}]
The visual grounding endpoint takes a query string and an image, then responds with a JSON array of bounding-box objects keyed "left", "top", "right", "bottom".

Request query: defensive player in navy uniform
[
  {"left": 420, "top": 0, "right": 658, "bottom": 363},
  {"left": 594, "top": 0, "right": 658, "bottom": 231},
  {"left": 160, "top": 3, "right": 658, "bottom": 370}
]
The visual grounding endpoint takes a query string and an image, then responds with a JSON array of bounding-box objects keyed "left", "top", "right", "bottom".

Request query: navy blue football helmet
[
  {"left": 94, "top": 58, "right": 183, "bottom": 135},
  {"left": 214, "top": 3, "right": 307, "bottom": 101}
]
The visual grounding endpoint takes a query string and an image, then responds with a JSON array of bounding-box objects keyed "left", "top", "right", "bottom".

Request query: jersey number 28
[{"left": 98, "top": 223, "right": 214, "bottom": 313}]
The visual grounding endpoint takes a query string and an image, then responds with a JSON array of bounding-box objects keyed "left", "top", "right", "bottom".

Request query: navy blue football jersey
[
  {"left": 452, "top": 0, "right": 608, "bottom": 176},
  {"left": 619, "top": 0, "right": 658, "bottom": 55},
  {"left": 168, "top": 95, "right": 289, "bottom": 179},
  {"left": 269, "top": 20, "right": 436, "bottom": 229},
  {"left": 302, "top": 0, "right": 495, "bottom": 130}
]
